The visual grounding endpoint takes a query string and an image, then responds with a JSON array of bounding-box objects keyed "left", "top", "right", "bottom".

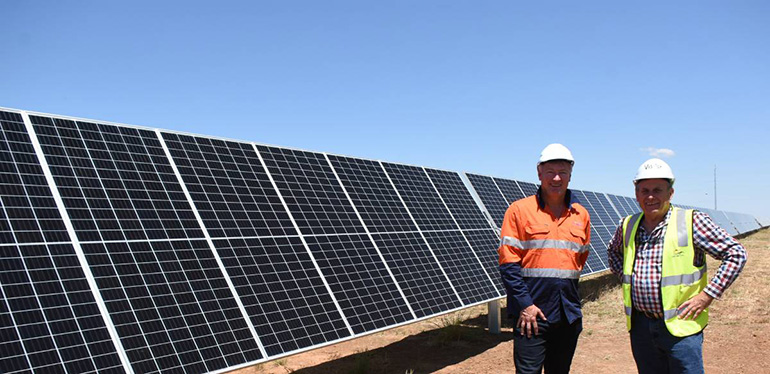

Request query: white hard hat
[
  {"left": 633, "top": 158, "right": 675, "bottom": 185},
  {"left": 538, "top": 143, "right": 574, "bottom": 165}
]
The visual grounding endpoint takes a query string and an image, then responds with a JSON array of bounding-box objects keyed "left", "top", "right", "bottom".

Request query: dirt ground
[{"left": 233, "top": 228, "right": 769, "bottom": 374}]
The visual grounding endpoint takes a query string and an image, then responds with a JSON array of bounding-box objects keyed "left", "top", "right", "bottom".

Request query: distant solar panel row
[{"left": 1, "top": 109, "right": 505, "bottom": 374}]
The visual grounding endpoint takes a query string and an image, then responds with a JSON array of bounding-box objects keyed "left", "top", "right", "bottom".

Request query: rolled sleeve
[{"left": 692, "top": 211, "right": 748, "bottom": 299}]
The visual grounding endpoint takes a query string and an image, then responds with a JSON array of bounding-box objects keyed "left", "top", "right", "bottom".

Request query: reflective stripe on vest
[
  {"left": 621, "top": 208, "right": 708, "bottom": 337},
  {"left": 520, "top": 268, "right": 581, "bottom": 279},
  {"left": 501, "top": 236, "right": 590, "bottom": 254}
]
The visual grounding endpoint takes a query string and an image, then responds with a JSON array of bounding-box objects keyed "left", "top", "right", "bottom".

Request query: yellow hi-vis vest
[{"left": 621, "top": 208, "right": 708, "bottom": 337}]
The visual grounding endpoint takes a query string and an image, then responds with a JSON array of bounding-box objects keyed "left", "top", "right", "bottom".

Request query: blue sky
[{"left": 2, "top": 1, "right": 768, "bottom": 219}]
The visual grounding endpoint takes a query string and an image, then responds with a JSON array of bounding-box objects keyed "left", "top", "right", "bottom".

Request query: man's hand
[
  {"left": 678, "top": 291, "right": 714, "bottom": 320},
  {"left": 517, "top": 304, "right": 546, "bottom": 337}
]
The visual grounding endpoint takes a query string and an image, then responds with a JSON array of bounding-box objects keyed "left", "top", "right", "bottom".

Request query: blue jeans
[
  {"left": 513, "top": 317, "right": 582, "bottom": 374},
  {"left": 630, "top": 310, "right": 704, "bottom": 374}
]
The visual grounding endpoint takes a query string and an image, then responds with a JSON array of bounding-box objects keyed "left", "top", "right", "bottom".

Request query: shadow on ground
[
  {"left": 290, "top": 321, "right": 513, "bottom": 374},
  {"left": 289, "top": 272, "right": 619, "bottom": 374}
]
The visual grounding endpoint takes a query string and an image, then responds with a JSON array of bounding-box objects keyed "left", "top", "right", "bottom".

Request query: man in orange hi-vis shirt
[{"left": 498, "top": 143, "right": 591, "bottom": 374}]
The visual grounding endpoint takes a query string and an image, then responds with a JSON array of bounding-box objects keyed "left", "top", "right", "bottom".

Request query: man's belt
[{"left": 634, "top": 309, "right": 664, "bottom": 319}]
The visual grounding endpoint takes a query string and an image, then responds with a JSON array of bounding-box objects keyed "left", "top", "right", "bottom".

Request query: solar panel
[
  {"left": 0, "top": 113, "right": 69, "bottom": 245},
  {"left": 420, "top": 231, "right": 500, "bottom": 304},
  {"left": 424, "top": 168, "right": 493, "bottom": 231},
  {"left": 326, "top": 155, "right": 462, "bottom": 318},
  {"left": 724, "top": 211, "right": 759, "bottom": 234},
  {"left": 256, "top": 146, "right": 365, "bottom": 236},
  {"left": 493, "top": 177, "right": 526, "bottom": 204},
  {"left": 326, "top": 155, "right": 417, "bottom": 233},
  {"left": 1, "top": 244, "right": 126, "bottom": 374},
  {"left": 257, "top": 147, "right": 414, "bottom": 334},
  {"left": 29, "top": 115, "right": 264, "bottom": 373},
  {"left": 381, "top": 163, "right": 500, "bottom": 302},
  {"left": 210, "top": 237, "right": 349, "bottom": 357},
  {"left": 160, "top": 133, "right": 356, "bottom": 356},
  {"left": 757, "top": 216, "right": 770, "bottom": 227},
  {"left": 81, "top": 240, "right": 262, "bottom": 373},
  {"left": 301, "top": 234, "right": 413, "bottom": 334},
  {"left": 515, "top": 180, "right": 539, "bottom": 198},
  {"left": 739, "top": 213, "right": 761, "bottom": 232},
  {"left": 368, "top": 232, "right": 463, "bottom": 317},
  {"left": 0, "top": 110, "right": 127, "bottom": 374},
  {"left": 464, "top": 173, "right": 508, "bottom": 227},
  {"left": 623, "top": 196, "right": 640, "bottom": 216},
  {"left": 161, "top": 133, "right": 296, "bottom": 238},
  {"left": 150, "top": 131, "right": 355, "bottom": 358},
  {"left": 460, "top": 228, "right": 506, "bottom": 293},
  {"left": 31, "top": 117, "right": 205, "bottom": 242},
  {"left": 381, "top": 163, "right": 458, "bottom": 232},
  {"left": 699, "top": 208, "right": 738, "bottom": 236},
  {"left": 424, "top": 169, "right": 503, "bottom": 293},
  {"left": 606, "top": 193, "right": 633, "bottom": 218}
]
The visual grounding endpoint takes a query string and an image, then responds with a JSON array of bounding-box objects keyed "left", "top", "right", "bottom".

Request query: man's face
[
  {"left": 635, "top": 178, "right": 674, "bottom": 219},
  {"left": 537, "top": 160, "right": 572, "bottom": 199}
]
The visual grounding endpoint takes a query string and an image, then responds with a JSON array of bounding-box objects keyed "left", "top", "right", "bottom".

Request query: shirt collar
[
  {"left": 536, "top": 186, "right": 575, "bottom": 211},
  {"left": 639, "top": 206, "right": 673, "bottom": 235}
]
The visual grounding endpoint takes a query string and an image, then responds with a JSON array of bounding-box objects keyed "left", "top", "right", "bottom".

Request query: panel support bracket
[{"left": 488, "top": 299, "right": 501, "bottom": 334}]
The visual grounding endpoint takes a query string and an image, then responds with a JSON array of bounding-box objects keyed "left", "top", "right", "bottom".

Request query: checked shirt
[{"left": 608, "top": 208, "right": 747, "bottom": 315}]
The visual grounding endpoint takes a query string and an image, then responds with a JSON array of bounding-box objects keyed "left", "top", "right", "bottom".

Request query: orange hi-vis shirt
[
  {"left": 498, "top": 191, "right": 591, "bottom": 323},
  {"left": 499, "top": 194, "right": 590, "bottom": 275}
]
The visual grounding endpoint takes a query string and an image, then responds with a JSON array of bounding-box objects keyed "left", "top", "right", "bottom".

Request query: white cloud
[{"left": 641, "top": 147, "right": 676, "bottom": 158}]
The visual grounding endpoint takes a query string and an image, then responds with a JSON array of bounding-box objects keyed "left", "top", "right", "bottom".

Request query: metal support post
[{"left": 488, "top": 299, "right": 501, "bottom": 334}]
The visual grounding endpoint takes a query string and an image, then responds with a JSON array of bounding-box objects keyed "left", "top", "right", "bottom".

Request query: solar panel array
[
  {"left": 1, "top": 108, "right": 506, "bottom": 374},
  {"left": 1, "top": 107, "right": 766, "bottom": 374}
]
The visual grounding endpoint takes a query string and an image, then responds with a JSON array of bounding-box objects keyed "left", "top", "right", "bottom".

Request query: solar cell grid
[
  {"left": 707, "top": 210, "right": 738, "bottom": 235},
  {"left": 0, "top": 244, "right": 124, "bottom": 374},
  {"left": 598, "top": 226, "right": 616, "bottom": 247},
  {"left": 726, "top": 212, "right": 749, "bottom": 234},
  {"left": 370, "top": 232, "right": 462, "bottom": 318},
  {"left": 623, "top": 196, "right": 640, "bottom": 216},
  {"left": 0, "top": 111, "right": 69, "bottom": 245},
  {"left": 581, "top": 262, "right": 593, "bottom": 275},
  {"left": 381, "top": 163, "right": 456, "bottom": 232},
  {"left": 582, "top": 191, "right": 619, "bottom": 227},
  {"left": 738, "top": 213, "right": 759, "bottom": 232},
  {"left": 30, "top": 116, "right": 203, "bottom": 243},
  {"left": 302, "top": 234, "right": 413, "bottom": 334},
  {"left": 424, "top": 168, "right": 492, "bottom": 231},
  {"left": 326, "top": 155, "right": 417, "bottom": 233},
  {"left": 606, "top": 194, "right": 632, "bottom": 219},
  {"left": 212, "top": 236, "right": 350, "bottom": 357},
  {"left": 584, "top": 246, "right": 605, "bottom": 275},
  {"left": 82, "top": 239, "right": 262, "bottom": 374},
  {"left": 515, "top": 180, "right": 538, "bottom": 198},
  {"left": 460, "top": 229, "right": 505, "bottom": 293},
  {"left": 493, "top": 177, "right": 525, "bottom": 204},
  {"left": 464, "top": 173, "right": 508, "bottom": 228},
  {"left": 256, "top": 146, "right": 365, "bottom": 236},
  {"left": 162, "top": 133, "right": 296, "bottom": 238},
  {"left": 421, "top": 231, "right": 499, "bottom": 304}
]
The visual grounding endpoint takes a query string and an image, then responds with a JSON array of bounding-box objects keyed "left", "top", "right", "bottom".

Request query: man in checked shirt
[{"left": 608, "top": 158, "right": 747, "bottom": 374}]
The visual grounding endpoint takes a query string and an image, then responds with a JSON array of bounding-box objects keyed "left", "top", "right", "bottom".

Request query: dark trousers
[{"left": 513, "top": 318, "right": 582, "bottom": 374}]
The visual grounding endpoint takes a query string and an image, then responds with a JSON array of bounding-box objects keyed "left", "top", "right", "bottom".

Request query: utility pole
[{"left": 714, "top": 165, "right": 717, "bottom": 210}]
